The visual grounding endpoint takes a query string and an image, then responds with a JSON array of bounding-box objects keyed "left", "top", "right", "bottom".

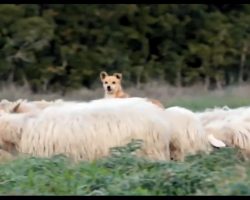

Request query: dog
[
  {"left": 100, "top": 71, "right": 164, "bottom": 108},
  {"left": 100, "top": 71, "right": 129, "bottom": 98}
]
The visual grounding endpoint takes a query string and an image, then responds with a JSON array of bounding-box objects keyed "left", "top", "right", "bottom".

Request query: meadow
[{"left": 1, "top": 84, "right": 250, "bottom": 195}]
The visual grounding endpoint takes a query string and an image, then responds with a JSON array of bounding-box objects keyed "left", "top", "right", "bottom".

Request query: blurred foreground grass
[{"left": 0, "top": 141, "right": 249, "bottom": 195}]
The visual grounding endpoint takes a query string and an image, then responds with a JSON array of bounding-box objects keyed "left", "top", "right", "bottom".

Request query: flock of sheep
[{"left": 0, "top": 97, "right": 249, "bottom": 163}]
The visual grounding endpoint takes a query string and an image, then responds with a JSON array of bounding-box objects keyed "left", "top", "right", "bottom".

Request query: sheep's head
[
  {"left": 0, "top": 99, "right": 26, "bottom": 113},
  {"left": 0, "top": 111, "right": 22, "bottom": 154}
]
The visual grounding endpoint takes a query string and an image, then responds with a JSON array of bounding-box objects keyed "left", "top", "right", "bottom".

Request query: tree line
[{"left": 0, "top": 4, "right": 250, "bottom": 95}]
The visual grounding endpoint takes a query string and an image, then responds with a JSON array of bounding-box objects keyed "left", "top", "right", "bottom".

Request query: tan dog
[
  {"left": 100, "top": 71, "right": 165, "bottom": 109},
  {"left": 100, "top": 71, "right": 129, "bottom": 98}
]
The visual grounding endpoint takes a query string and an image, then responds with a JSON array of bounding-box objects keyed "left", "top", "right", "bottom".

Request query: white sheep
[
  {"left": 164, "top": 106, "right": 213, "bottom": 161},
  {"left": 204, "top": 111, "right": 250, "bottom": 153},
  {"left": 0, "top": 97, "right": 172, "bottom": 162},
  {"left": 0, "top": 98, "right": 81, "bottom": 113}
]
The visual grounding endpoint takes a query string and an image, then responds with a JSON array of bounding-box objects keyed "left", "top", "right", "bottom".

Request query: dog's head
[{"left": 100, "top": 71, "right": 123, "bottom": 95}]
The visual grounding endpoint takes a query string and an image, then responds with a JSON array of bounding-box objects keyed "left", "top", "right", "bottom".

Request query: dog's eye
[
  {"left": 112, "top": 82, "right": 116, "bottom": 84},
  {"left": 105, "top": 82, "right": 108, "bottom": 84}
]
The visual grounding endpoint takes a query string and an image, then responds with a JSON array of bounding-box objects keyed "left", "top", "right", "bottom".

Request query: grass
[
  {"left": 0, "top": 142, "right": 249, "bottom": 195},
  {"left": 167, "top": 95, "right": 250, "bottom": 111},
  {"left": 1, "top": 83, "right": 250, "bottom": 195},
  {"left": 2, "top": 83, "right": 250, "bottom": 111}
]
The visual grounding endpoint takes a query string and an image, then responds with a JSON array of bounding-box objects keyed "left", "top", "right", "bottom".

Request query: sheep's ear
[
  {"left": 113, "top": 73, "right": 122, "bottom": 80},
  {"left": 1, "top": 99, "right": 10, "bottom": 103},
  {"left": 9, "top": 99, "right": 25, "bottom": 113},
  {"left": 0, "top": 99, "right": 11, "bottom": 109},
  {"left": 100, "top": 71, "right": 108, "bottom": 81},
  {"left": 10, "top": 102, "right": 22, "bottom": 113},
  {"left": 208, "top": 134, "right": 226, "bottom": 148}
]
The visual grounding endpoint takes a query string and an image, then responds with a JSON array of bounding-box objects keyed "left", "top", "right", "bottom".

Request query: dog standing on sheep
[{"left": 100, "top": 71, "right": 165, "bottom": 109}]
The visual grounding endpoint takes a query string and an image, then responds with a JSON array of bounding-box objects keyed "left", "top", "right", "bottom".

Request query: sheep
[
  {"left": 196, "top": 106, "right": 232, "bottom": 126},
  {"left": 0, "top": 97, "right": 172, "bottom": 162},
  {"left": 0, "top": 99, "right": 52, "bottom": 113},
  {"left": 195, "top": 105, "right": 250, "bottom": 155},
  {"left": 196, "top": 106, "right": 250, "bottom": 126},
  {"left": 164, "top": 106, "right": 213, "bottom": 161},
  {"left": 0, "top": 99, "right": 79, "bottom": 113},
  {"left": 0, "top": 99, "right": 27, "bottom": 113},
  {"left": 0, "top": 149, "right": 14, "bottom": 162},
  {"left": 204, "top": 111, "right": 250, "bottom": 153}
]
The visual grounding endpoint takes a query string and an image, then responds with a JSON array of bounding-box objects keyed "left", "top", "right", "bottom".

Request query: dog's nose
[{"left": 107, "top": 86, "right": 111, "bottom": 91}]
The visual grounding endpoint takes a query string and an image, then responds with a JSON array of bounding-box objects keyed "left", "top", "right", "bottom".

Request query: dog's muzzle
[{"left": 107, "top": 86, "right": 112, "bottom": 91}]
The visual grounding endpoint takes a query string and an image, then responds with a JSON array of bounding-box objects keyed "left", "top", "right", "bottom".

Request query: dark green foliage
[
  {"left": 0, "top": 140, "right": 250, "bottom": 195},
  {"left": 0, "top": 4, "right": 250, "bottom": 93}
]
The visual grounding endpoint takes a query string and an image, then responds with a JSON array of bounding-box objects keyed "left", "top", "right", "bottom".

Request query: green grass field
[
  {"left": 1, "top": 87, "right": 250, "bottom": 195},
  {"left": 167, "top": 92, "right": 250, "bottom": 111}
]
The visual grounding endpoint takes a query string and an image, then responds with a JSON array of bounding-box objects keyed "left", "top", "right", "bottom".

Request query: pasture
[{"left": 0, "top": 84, "right": 250, "bottom": 195}]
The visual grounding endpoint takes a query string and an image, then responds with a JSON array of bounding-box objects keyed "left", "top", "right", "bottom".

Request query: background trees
[{"left": 0, "top": 4, "right": 250, "bottom": 94}]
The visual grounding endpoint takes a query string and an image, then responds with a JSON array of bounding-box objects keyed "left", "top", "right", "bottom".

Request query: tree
[{"left": 189, "top": 9, "right": 232, "bottom": 90}]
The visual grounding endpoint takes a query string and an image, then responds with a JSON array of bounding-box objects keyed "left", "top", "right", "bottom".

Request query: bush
[{"left": 0, "top": 140, "right": 249, "bottom": 195}]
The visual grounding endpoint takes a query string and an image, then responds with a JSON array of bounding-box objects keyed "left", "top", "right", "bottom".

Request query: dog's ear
[
  {"left": 100, "top": 71, "right": 108, "bottom": 81},
  {"left": 113, "top": 73, "right": 122, "bottom": 80}
]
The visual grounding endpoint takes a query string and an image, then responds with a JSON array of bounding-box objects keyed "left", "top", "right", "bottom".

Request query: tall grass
[{"left": 2, "top": 83, "right": 250, "bottom": 111}]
